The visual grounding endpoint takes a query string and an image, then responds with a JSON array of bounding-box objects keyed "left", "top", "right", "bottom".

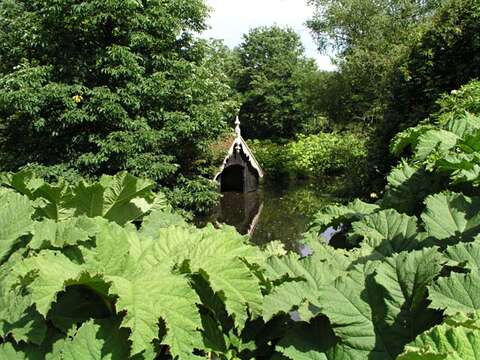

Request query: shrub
[
  {"left": 286, "top": 133, "right": 368, "bottom": 178},
  {"left": 433, "top": 79, "right": 480, "bottom": 124},
  {"left": 249, "top": 132, "right": 369, "bottom": 183}
]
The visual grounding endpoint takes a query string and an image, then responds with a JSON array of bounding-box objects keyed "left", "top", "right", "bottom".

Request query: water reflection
[
  {"left": 216, "top": 191, "right": 263, "bottom": 236},
  {"left": 212, "top": 182, "right": 341, "bottom": 251}
]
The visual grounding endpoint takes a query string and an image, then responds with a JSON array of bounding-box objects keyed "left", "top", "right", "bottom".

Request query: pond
[{"left": 210, "top": 180, "right": 346, "bottom": 251}]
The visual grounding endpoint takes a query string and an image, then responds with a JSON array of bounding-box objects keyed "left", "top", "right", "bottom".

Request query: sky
[{"left": 201, "top": 0, "right": 337, "bottom": 71}]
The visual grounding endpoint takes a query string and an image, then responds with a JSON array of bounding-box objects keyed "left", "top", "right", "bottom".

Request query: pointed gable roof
[{"left": 214, "top": 117, "right": 264, "bottom": 181}]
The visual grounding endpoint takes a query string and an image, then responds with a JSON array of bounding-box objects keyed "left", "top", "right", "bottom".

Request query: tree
[
  {"left": 390, "top": 0, "right": 480, "bottom": 127},
  {"left": 0, "top": 0, "right": 236, "bottom": 199},
  {"left": 234, "top": 26, "right": 318, "bottom": 139},
  {"left": 306, "top": 0, "right": 443, "bottom": 124}
]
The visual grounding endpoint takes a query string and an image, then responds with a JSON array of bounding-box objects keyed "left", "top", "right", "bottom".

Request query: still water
[{"left": 212, "top": 181, "right": 343, "bottom": 251}]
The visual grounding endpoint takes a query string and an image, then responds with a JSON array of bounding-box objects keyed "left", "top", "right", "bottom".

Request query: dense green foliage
[
  {"left": 306, "top": 0, "right": 480, "bottom": 182},
  {"left": 392, "top": 0, "right": 480, "bottom": 126},
  {"left": 233, "top": 26, "right": 318, "bottom": 139},
  {"left": 3, "top": 82, "right": 480, "bottom": 358},
  {"left": 283, "top": 79, "right": 480, "bottom": 358},
  {"left": 2, "top": 1, "right": 480, "bottom": 358},
  {"left": 249, "top": 131, "right": 368, "bottom": 182},
  {"left": 0, "top": 0, "right": 237, "bottom": 212},
  {"left": 0, "top": 172, "right": 274, "bottom": 359},
  {"left": 307, "top": 0, "right": 442, "bottom": 124}
]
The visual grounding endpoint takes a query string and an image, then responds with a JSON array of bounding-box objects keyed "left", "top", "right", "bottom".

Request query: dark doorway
[{"left": 221, "top": 165, "right": 244, "bottom": 192}]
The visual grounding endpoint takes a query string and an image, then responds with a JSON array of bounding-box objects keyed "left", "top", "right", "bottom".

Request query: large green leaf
[
  {"left": 261, "top": 242, "right": 353, "bottom": 324},
  {"left": 435, "top": 152, "right": 480, "bottom": 185},
  {"left": 390, "top": 125, "right": 433, "bottom": 157},
  {"left": 60, "top": 319, "right": 131, "bottom": 359},
  {"left": 444, "top": 237, "right": 480, "bottom": 271},
  {"left": 272, "top": 248, "right": 443, "bottom": 359},
  {"left": 70, "top": 172, "right": 156, "bottom": 224},
  {"left": 29, "top": 216, "right": 100, "bottom": 249},
  {"left": 351, "top": 209, "right": 422, "bottom": 257},
  {"left": 0, "top": 170, "right": 44, "bottom": 199},
  {"left": 428, "top": 271, "right": 480, "bottom": 315},
  {"left": 444, "top": 113, "right": 480, "bottom": 138},
  {"left": 49, "top": 285, "right": 113, "bottom": 333},
  {"left": 0, "top": 191, "right": 35, "bottom": 263},
  {"left": 381, "top": 161, "right": 442, "bottom": 215},
  {"left": 262, "top": 254, "right": 343, "bottom": 322},
  {"left": 139, "top": 209, "right": 188, "bottom": 238},
  {"left": 4, "top": 172, "right": 164, "bottom": 224},
  {"left": 421, "top": 192, "right": 480, "bottom": 243},
  {"left": 414, "top": 129, "right": 459, "bottom": 161},
  {"left": 277, "top": 316, "right": 338, "bottom": 360},
  {"left": 108, "top": 270, "right": 203, "bottom": 358},
  {"left": 315, "top": 264, "right": 387, "bottom": 358},
  {"left": 398, "top": 311, "right": 480, "bottom": 360},
  {"left": 32, "top": 181, "right": 75, "bottom": 221},
  {"left": 88, "top": 221, "right": 136, "bottom": 276},
  {"left": 374, "top": 248, "right": 443, "bottom": 339},
  {"left": 144, "top": 225, "right": 264, "bottom": 328},
  {"left": 11, "top": 251, "right": 85, "bottom": 316},
  {"left": 461, "top": 130, "right": 480, "bottom": 154},
  {"left": 309, "top": 199, "right": 380, "bottom": 235},
  {"left": 0, "top": 307, "right": 46, "bottom": 345},
  {"left": 0, "top": 343, "right": 29, "bottom": 360},
  {"left": 288, "top": 249, "right": 443, "bottom": 359}
]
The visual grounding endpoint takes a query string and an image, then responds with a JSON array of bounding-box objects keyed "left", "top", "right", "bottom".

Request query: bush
[
  {"left": 166, "top": 176, "right": 221, "bottom": 216},
  {"left": 433, "top": 79, "right": 480, "bottom": 124},
  {"left": 249, "top": 132, "right": 369, "bottom": 182},
  {"left": 286, "top": 133, "right": 368, "bottom": 178},
  {"left": 248, "top": 139, "right": 291, "bottom": 179}
]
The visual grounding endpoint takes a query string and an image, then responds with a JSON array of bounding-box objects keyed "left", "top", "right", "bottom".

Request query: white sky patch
[{"left": 200, "top": 0, "right": 337, "bottom": 71}]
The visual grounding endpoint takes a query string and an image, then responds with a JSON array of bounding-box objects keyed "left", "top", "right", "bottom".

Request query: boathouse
[{"left": 214, "top": 117, "right": 264, "bottom": 193}]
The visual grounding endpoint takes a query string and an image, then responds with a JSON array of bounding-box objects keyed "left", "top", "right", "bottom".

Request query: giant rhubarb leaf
[
  {"left": 443, "top": 237, "right": 480, "bottom": 271},
  {"left": 352, "top": 209, "right": 421, "bottom": 257},
  {"left": 398, "top": 311, "right": 480, "bottom": 360},
  {"left": 381, "top": 161, "right": 442, "bottom": 215},
  {"left": 309, "top": 199, "right": 379, "bottom": 235},
  {"left": 59, "top": 319, "right": 131, "bottom": 359},
  {"left": 262, "top": 245, "right": 349, "bottom": 322},
  {"left": 274, "top": 249, "right": 444, "bottom": 359},
  {"left": 108, "top": 270, "right": 203, "bottom": 358},
  {"left": 414, "top": 129, "right": 459, "bottom": 161},
  {"left": 429, "top": 271, "right": 480, "bottom": 315},
  {"left": 421, "top": 192, "right": 480, "bottom": 243},
  {"left": 0, "top": 191, "right": 34, "bottom": 263},
  {"left": 70, "top": 172, "right": 157, "bottom": 224},
  {"left": 143, "top": 225, "right": 264, "bottom": 328}
]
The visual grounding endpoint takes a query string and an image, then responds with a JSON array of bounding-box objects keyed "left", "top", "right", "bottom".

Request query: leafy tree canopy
[
  {"left": 391, "top": 0, "right": 480, "bottom": 126},
  {"left": 234, "top": 26, "right": 318, "bottom": 139},
  {"left": 0, "top": 0, "right": 236, "bottom": 193},
  {"left": 306, "top": 0, "right": 444, "bottom": 125}
]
